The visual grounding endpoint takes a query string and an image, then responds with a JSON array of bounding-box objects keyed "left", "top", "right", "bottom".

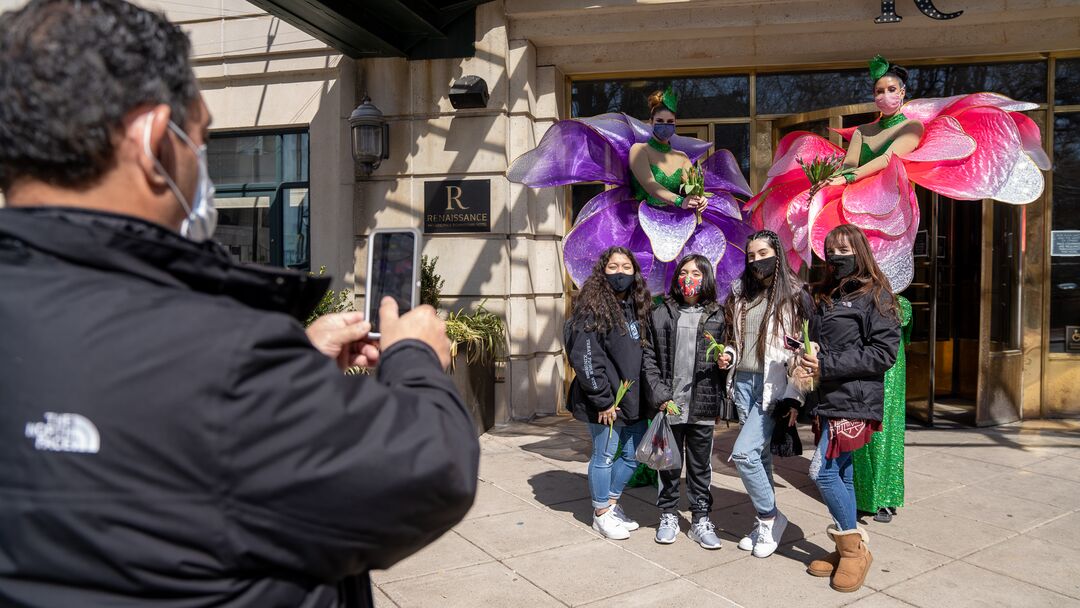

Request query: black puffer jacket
[
  {"left": 642, "top": 297, "right": 735, "bottom": 420},
  {"left": 565, "top": 300, "right": 645, "bottom": 426},
  {"left": 807, "top": 287, "right": 901, "bottom": 421},
  {"left": 0, "top": 207, "right": 479, "bottom": 608}
]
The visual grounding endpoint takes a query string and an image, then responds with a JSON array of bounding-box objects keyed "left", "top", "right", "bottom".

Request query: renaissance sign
[
  {"left": 876, "top": 0, "right": 963, "bottom": 23},
  {"left": 423, "top": 179, "right": 491, "bottom": 234}
]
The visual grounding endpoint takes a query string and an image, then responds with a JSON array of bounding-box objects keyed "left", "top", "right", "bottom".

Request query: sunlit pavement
[{"left": 372, "top": 417, "right": 1080, "bottom": 608}]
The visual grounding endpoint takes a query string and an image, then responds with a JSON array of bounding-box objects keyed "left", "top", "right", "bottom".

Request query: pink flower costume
[{"left": 747, "top": 61, "right": 1049, "bottom": 292}]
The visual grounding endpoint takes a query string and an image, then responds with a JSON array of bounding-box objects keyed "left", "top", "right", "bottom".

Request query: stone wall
[{"left": 352, "top": 1, "right": 568, "bottom": 422}]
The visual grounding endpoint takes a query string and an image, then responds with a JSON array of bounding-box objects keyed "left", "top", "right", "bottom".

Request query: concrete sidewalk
[{"left": 372, "top": 417, "right": 1080, "bottom": 608}]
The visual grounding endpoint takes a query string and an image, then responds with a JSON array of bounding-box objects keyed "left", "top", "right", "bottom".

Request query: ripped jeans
[
  {"left": 587, "top": 420, "right": 647, "bottom": 510},
  {"left": 731, "top": 371, "right": 778, "bottom": 518}
]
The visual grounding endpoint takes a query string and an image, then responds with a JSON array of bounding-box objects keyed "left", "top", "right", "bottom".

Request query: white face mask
[{"left": 142, "top": 114, "right": 218, "bottom": 242}]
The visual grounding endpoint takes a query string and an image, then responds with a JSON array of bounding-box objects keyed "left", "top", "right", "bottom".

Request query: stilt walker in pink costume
[
  {"left": 746, "top": 55, "right": 1049, "bottom": 293},
  {"left": 508, "top": 87, "right": 754, "bottom": 300}
]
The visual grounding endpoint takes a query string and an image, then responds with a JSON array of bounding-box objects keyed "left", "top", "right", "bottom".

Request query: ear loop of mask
[{"left": 142, "top": 112, "right": 194, "bottom": 217}]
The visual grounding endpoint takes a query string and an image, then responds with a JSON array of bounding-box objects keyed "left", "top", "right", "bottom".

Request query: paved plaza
[{"left": 372, "top": 417, "right": 1080, "bottom": 608}]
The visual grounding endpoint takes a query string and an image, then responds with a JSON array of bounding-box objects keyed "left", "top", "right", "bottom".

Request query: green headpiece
[
  {"left": 869, "top": 54, "right": 890, "bottom": 82},
  {"left": 661, "top": 86, "right": 678, "bottom": 113}
]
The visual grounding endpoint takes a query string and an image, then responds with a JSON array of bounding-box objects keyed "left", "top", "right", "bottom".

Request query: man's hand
[
  {"left": 378, "top": 297, "right": 452, "bottom": 369},
  {"left": 717, "top": 353, "right": 732, "bottom": 370},
  {"left": 305, "top": 311, "right": 381, "bottom": 371}
]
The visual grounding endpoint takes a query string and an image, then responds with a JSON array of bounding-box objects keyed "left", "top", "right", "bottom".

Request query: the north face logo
[{"left": 25, "top": 412, "right": 100, "bottom": 454}]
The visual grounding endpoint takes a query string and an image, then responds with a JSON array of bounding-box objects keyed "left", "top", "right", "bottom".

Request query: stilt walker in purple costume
[{"left": 508, "top": 87, "right": 754, "bottom": 300}]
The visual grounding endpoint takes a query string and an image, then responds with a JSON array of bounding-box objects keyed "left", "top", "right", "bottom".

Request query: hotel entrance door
[{"left": 769, "top": 107, "right": 1025, "bottom": 426}]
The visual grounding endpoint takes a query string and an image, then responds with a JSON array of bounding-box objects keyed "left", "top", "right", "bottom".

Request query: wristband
[
  {"left": 843, "top": 172, "right": 857, "bottom": 184},
  {"left": 674, "top": 195, "right": 685, "bottom": 207}
]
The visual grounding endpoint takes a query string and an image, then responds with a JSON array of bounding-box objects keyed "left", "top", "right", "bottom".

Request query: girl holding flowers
[
  {"left": 642, "top": 254, "right": 735, "bottom": 550},
  {"left": 795, "top": 224, "right": 901, "bottom": 593},
  {"left": 724, "top": 229, "right": 811, "bottom": 559},
  {"left": 566, "top": 246, "right": 653, "bottom": 540}
]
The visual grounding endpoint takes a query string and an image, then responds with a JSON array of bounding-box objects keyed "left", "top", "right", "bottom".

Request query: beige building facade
[{"left": 3, "top": 0, "right": 1079, "bottom": 425}]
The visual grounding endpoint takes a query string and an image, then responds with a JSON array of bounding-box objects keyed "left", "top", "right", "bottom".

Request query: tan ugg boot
[
  {"left": 829, "top": 526, "right": 873, "bottom": 593},
  {"left": 807, "top": 525, "right": 842, "bottom": 577},
  {"left": 807, "top": 551, "right": 840, "bottom": 577}
]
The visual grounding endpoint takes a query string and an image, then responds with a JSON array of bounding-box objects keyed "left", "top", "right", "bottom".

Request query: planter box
[{"left": 449, "top": 354, "right": 495, "bottom": 436}]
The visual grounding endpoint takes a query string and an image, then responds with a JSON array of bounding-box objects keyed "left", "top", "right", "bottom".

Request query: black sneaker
[{"left": 874, "top": 508, "right": 893, "bottom": 523}]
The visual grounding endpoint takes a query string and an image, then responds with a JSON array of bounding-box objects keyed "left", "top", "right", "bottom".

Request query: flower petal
[{"left": 638, "top": 202, "right": 697, "bottom": 263}]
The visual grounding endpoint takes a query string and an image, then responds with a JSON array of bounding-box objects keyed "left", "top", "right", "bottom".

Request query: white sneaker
[
  {"left": 688, "top": 517, "right": 722, "bottom": 550},
  {"left": 655, "top": 513, "right": 679, "bottom": 544},
  {"left": 751, "top": 511, "right": 788, "bottom": 558},
  {"left": 737, "top": 524, "right": 760, "bottom": 551},
  {"left": 593, "top": 509, "right": 630, "bottom": 540},
  {"left": 611, "top": 504, "right": 640, "bottom": 531}
]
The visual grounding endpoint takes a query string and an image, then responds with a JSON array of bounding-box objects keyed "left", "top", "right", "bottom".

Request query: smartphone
[
  {"left": 784, "top": 335, "right": 803, "bottom": 351},
  {"left": 365, "top": 228, "right": 421, "bottom": 339}
]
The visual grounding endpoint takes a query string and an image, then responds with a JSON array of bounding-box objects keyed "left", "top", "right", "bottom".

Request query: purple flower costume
[{"left": 507, "top": 113, "right": 753, "bottom": 300}]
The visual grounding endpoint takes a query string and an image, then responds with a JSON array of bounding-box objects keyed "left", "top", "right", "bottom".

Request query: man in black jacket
[{"left": 0, "top": 1, "right": 479, "bottom": 606}]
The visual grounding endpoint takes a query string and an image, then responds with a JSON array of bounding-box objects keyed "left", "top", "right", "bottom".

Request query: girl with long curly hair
[
  {"left": 565, "top": 246, "right": 652, "bottom": 540},
  {"left": 795, "top": 224, "right": 901, "bottom": 593}
]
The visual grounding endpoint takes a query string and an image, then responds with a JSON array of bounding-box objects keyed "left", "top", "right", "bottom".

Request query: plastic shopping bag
[{"left": 635, "top": 411, "right": 682, "bottom": 471}]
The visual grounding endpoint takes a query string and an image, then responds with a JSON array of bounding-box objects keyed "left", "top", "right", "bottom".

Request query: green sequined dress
[
  {"left": 624, "top": 152, "right": 684, "bottom": 489},
  {"left": 853, "top": 295, "right": 912, "bottom": 512},
  {"left": 629, "top": 164, "right": 684, "bottom": 208}
]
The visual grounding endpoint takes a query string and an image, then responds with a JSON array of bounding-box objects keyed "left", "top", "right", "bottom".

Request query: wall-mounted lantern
[{"left": 349, "top": 94, "right": 389, "bottom": 176}]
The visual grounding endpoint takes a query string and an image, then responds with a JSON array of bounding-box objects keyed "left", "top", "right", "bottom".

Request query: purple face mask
[{"left": 652, "top": 123, "right": 676, "bottom": 141}]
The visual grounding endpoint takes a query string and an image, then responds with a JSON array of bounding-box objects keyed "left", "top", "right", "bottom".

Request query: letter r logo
[{"left": 445, "top": 186, "right": 468, "bottom": 211}]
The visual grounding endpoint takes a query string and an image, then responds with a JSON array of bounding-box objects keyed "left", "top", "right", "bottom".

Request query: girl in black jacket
[
  {"left": 795, "top": 224, "right": 901, "bottom": 593},
  {"left": 642, "top": 254, "right": 734, "bottom": 550},
  {"left": 566, "top": 246, "right": 652, "bottom": 540}
]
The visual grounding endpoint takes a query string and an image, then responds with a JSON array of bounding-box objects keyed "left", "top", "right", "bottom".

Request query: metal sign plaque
[{"left": 423, "top": 179, "right": 491, "bottom": 234}]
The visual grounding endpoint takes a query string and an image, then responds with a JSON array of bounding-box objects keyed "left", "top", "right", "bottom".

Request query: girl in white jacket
[{"left": 724, "top": 229, "right": 810, "bottom": 558}]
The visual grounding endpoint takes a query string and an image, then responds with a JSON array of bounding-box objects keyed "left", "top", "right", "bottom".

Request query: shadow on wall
[{"left": 350, "top": 41, "right": 575, "bottom": 420}]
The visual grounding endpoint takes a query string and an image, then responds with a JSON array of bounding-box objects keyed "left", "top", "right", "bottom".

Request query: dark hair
[
  {"left": 813, "top": 224, "right": 899, "bottom": 319},
  {"left": 647, "top": 89, "right": 675, "bottom": 118},
  {"left": 668, "top": 254, "right": 717, "bottom": 304},
  {"left": 725, "top": 230, "right": 806, "bottom": 362},
  {"left": 571, "top": 246, "right": 651, "bottom": 337},
  {"left": 876, "top": 64, "right": 909, "bottom": 87},
  {"left": 0, "top": 0, "right": 199, "bottom": 190}
]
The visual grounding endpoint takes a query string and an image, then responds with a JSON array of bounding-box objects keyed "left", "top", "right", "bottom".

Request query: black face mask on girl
[
  {"left": 827, "top": 254, "right": 857, "bottom": 279},
  {"left": 749, "top": 257, "right": 776, "bottom": 279},
  {"left": 606, "top": 272, "right": 635, "bottom": 293}
]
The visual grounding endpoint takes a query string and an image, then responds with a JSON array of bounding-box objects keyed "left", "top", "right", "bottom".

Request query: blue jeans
[
  {"left": 731, "top": 371, "right": 777, "bottom": 518},
  {"left": 809, "top": 419, "right": 857, "bottom": 530},
  {"left": 587, "top": 420, "right": 647, "bottom": 510}
]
